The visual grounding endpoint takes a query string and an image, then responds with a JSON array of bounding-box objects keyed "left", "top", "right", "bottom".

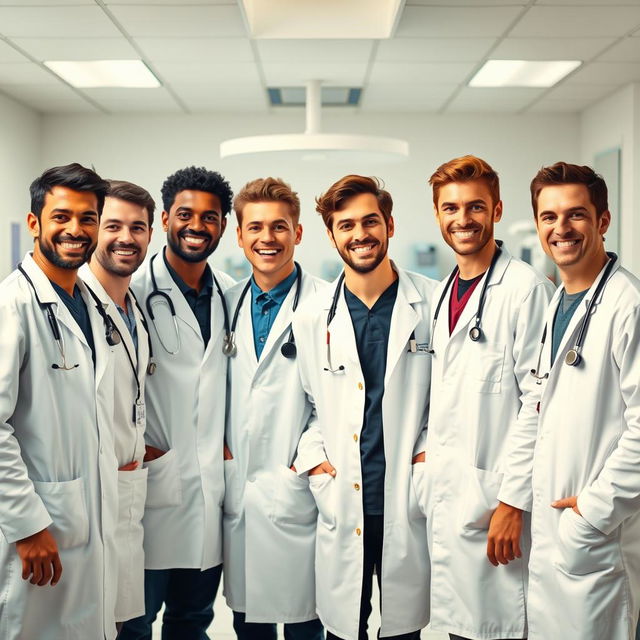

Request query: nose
[
  {"left": 118, "top": 225, "right": 134, "bottom": 244},
  {"left": 260, "top": 226, "right": 275, "bottom": 243},
  {"left": 68, "top": 216, "right": 82, "bottom": 237},
  {"left": 189, "top": 215, "right": 204, "bottom": 232},
  {"left": 554, "top": 216, "right": 573, "bottom": 236}
]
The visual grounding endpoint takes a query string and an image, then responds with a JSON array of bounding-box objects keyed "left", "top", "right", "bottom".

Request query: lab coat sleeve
[
  {"left": 0, "top": 300, "right": 53, "bottom": 543},
  {"left": 496, "top": 280, "right": 552, "bottom": 512},
  {"left": 578, "top": 305, "right": 640, "bottom": 535}
]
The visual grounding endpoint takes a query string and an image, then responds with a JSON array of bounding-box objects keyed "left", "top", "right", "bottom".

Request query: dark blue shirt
[
  {"left": 163, "top": 250, "right": 213, "bottom": 347},
  {"left": 251, "top": 268, "right": 297, "bottom": 359},
  {"left": 116, "top": 298, "right": 138, "bottom": 351},
  {"left": 345, "top": 278, "right": 399, "bottom": 516},
  {"left": 551, "top": 288, "right": 588, "bottom": 362},
  {"left": 51, "top": 281, "right": 96, "bottom": 366}
]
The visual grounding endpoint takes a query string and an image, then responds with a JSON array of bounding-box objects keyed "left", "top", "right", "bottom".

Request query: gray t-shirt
[{"left": 551, "top": 288, "right": 588, "bottom": 362}]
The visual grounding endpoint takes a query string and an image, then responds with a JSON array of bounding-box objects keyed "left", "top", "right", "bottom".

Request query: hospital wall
[
  {"left": 38, "top": 110, "right": 578, "bottom": 280},
  {"left": 0, "top": 92, "right": 40, "bottom": 279}
]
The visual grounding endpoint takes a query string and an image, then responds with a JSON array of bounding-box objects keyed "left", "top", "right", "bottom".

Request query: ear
[
  {"left": 326, "top": 226, "right": 337, "bottom": 249},
  {"left": 493, "top": 200, "right": 503, "bottom": 223},
  {"left": 387, "top": 215, "right": 395, "bottom": 238},
  {"left": 599, "top": 210, "right": 611, "bottom": 237},
  {"left": 295, "top": 223, "right": 303, "bottom": 245},
  {"left": 220, "top": 216, "right": 227, "bottom": 236},
  {"left": 27, "top": 212, "right": 40, "bottom": 239},
  {"left": 161, "top": 210, "right": 169, "bottom": 232},
  {"left": 236, "top": 225, "right": 243, "bottom": 248}
]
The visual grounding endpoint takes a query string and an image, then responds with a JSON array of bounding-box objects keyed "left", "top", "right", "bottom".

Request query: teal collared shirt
[{"left": 251, "top": 268, "right": 297, "bottom": 359}]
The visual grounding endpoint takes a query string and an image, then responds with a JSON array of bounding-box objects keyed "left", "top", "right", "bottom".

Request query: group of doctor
[{"left": 0, "top": 154, "right": 639, "bottom": 640}]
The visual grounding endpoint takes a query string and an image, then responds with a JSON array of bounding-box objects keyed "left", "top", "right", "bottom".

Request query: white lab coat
[
  {"left": 418, "top": 248, "right": 553, "bottom": 639},
  {"left": 223, "top": 269, "right": 326, "bottom": 623},
  {"left": 293, "top": 266, "right": 436, "bottom": 640},
  {"left": 0, "top": 253, "right": 118, "bottom": 640},
  {"left": 527, "top": 259, "right": 640, "bottom": 640},
  {"left": 131, "top": 251, "right": 234, "bottom": 570},
  {"left": 80, "top": 265, "right": 150, "bottom": 622}
]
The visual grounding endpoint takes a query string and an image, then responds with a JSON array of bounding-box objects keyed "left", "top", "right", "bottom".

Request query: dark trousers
[
  {"left": 118, "top": 565, "right": 222, "bottom": 640},
  {"left": 326, "top": 515, "right": 420, "bottom": 640},
  {"left": 232, "top": 611, "right": 324, "bottom": 640}
]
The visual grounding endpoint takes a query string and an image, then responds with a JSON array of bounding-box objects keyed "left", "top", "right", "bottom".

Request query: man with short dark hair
[
  {"left": 121, "top": 166, "right": 235, "bottom": 640},
  {"left": 527, "top": 162, "right": 640, "bottom": 640},
  {"left": 80, "top": 179, "right": 155, "bottom": 630},
  {"left": 0, "top": 163, "right": 119, "bottom": 639}
]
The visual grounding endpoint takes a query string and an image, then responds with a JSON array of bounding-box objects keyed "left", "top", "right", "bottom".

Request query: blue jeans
[
  {"left": 232, "top": 611, "right": 324, "bottom": 640},
  {"left": 119, "top": 565, "right": 222, "bottom": 640}
]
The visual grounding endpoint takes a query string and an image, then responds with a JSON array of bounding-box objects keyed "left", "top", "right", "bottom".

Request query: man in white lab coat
[
  {"left": 527, "top": 162, "right": 640, "bottom": 640},
  {"left": 80, "top": 179, "right": 155, "bottom": 631},
  {"left": 0, "top": 163, "right": 119, "bottom": 639},
  {"left": 121, "top": 166, "right": 235, "bottom": 640},
  {"left": 417, "top": 155, "right": 553, "bottom": 640},
  {"left": 223, "top": 177, "right": 325, "bottom": 640},
  {"left": 293, "top": 175, "right": 435, "bottom": 640}
]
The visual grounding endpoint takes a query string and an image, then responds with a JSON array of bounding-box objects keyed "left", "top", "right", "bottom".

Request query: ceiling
[{"left": 0, "top": 0, "right": 639, "bottom": 115}]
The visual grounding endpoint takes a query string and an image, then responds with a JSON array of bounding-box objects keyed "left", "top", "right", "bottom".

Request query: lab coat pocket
[
  {"left": 308, "top": 473, "right": 336, "bottom": 530},
  {"left": 409, "top": 463, "right": 428, "bottom": 519},
  {"left": 117, "top": 467, "right": 148, "bottom": 528},
  {"left": 271, "top": 465, "right": 317, "bottom": 526},
  {"left": 33, "top": 477, "right": 89, "bottom": 550},
  {"left": 458, "top": 466, "right": 503, "bottom": 531},
  {"left": 144, "top": 449, "right": 182, "bottom": 508},
  {"left": 223, "top": 459, "right": 243, "bottom": 517},
  {"left": 469, "top": 345, "right": 505, "bottom": 394},
  {"left": 554, "top": 508, "right": 623, "bottom": 576}
]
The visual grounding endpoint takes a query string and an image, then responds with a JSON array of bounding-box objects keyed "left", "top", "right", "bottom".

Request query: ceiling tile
[
  {"left": 446, "top": 87, "right": 544, "bottom": 112},
  {"left": 1, "top": 83, "right": 99, "bottom": 113},
  {"left": 136, "top": 37, "right": 254, "bottom": 63},
  {"left": 369, "top": 61, "right": 474, "bottom": 84},
  {"left": 0, "top": 0, "right": 92, "bottom": 4},
  {"left": 80, "top": 86, "right": 182, "bottom": 112},
  {"left": 527, "top": 98, "right": 592, "bottom": 113},
  {"left": 262, "top": 62, "right": 368, "bottom": 86},
  {"left": 536, "top": 0, "right": 640, "bottom": 5},
  {"left": 396, "top": 6, "right": 523, "bottom": 38},
  {"left": 562, "top": 61, "right": 640, "bottom": 84},
  {"left": 12, "top": 37, "right": 137, "bottom": 61},
  {"left": 376, "top": 37, "right": 495, "bottom": 63},
  {"left": 108, "top": 5, "right": 246, "bottom": 37},
  {"left": 174, "top": 83, "right": 268, "bottom": 112},
  {"left": 0, "top": 39, "right": 26, "bottom": 62},
  {"left": 543, "top": 83, "right": 616, "bottom": 102},
  {"left": 153, "top": 61, "right": 261, "bottom": 85},
  {"left": 407, "top": 0, "right": 527, "bottom": 4},
  {"left": 0, "top": 62, "right": 60, "bottom": 85},
  {"left": 105, "top": 0, "right": 231, "bottom": 4},
  {"left": 0, "top": 6, "right": 121, "bottom": 37},
  {"left": 361, "top": 83, "right": 456, "bottom": 111},
  {"left": 256, "top": 40, "right": 374, "bottom": 63},
  {"left": 597, "top": 37, "right": 640, "bottom": 62},
  {"left": 492, "top": 37, "right": 615, "bottom": 60},
  {"left": 510, "top": 6, "right": 640, "bottom": 38}
]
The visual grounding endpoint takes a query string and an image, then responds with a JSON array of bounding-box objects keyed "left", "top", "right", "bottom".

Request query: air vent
[{"left": 268, "top": 87, "right": 361, "bottom": 107}]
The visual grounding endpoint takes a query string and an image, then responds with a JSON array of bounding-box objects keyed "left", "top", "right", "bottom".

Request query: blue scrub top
[{"left": 345, "top": 278, "right": 398, "bottom": 516}]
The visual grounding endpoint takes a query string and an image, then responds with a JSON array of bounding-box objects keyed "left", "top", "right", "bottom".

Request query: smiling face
[
  {"left": 93, "top": 196, "right": 152, "bottom": 277},
  {"left": 237, "top": 200, "right": 302, "bottom": 285},
  {"left": 28, "top": 186, "right": 99, "bottom": 270},
  {"left": 328, "top": 192, "right": 394, "bottom": 274},
  {"left": 434, "top": 179, "right": 502, "bottom": 257},
  {"left": 535, "top": 183, "right": 610, "bottom": 272},
  {"left": 163, "top": 189, "right": 226, "bottom": 264}
]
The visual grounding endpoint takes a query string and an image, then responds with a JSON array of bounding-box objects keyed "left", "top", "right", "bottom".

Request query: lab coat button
[
  {"left": 354, "top": 483, "right": 360, "bottom": 491},
  {"left": 357, "top": 382, "right": 363, "bottom": 390},
  {"left": 355, "top": 528, "right": 361, "bottom": 536},
  {"left": 353, "top": 434, "right": 358, "bottom": 442}
]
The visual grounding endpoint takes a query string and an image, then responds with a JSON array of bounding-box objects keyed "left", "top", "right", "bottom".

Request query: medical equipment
[
  {"left": 530, "top": 253, "right": 617, "bottom": 383},
  {"left": 146, "top": 252, "right": 231, "bottom": 356},
  {"left": 425, "top": 242, "right": 503, "bottom": 354},
  {"left": 224, "top": 263, "right": 302, "bottom": 359}
]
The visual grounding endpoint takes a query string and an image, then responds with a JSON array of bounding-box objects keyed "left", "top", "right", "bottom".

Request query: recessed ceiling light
[
  {"left": 469, "top": 60, "right": 581, "bottom": 88},
  {"left": 44, "top": 60, "right": 160, "bottom": 88}
]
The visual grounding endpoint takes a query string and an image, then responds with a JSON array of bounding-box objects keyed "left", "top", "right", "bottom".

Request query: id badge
[
  {"left": 134, "top": 401, "right": 146, "bottom": 427},
  {"left": 408, "top": 340, "right": 431, "bottom": 354}
]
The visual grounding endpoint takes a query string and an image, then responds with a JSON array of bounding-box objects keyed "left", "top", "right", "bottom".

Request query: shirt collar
[
  {"left": 163, "top": 247, "right": 213, "bottom": 298},
  {"left": 251, "top": 266, "right": 298, "bottom": 306}
]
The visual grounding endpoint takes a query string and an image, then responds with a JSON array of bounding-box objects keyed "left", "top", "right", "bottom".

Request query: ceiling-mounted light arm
[{"left": 305, "top": 79, "right": 322, "bottom": 134}]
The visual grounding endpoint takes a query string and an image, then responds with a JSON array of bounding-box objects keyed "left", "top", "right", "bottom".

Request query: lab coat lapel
[
  {"left": 257, "top": 278, "right": 297, "bottom": 368},
  {"left": 203, "top": 273, "right": 225, "bottom": 363},
  {"left": 385, "top": 269, "right": 420, "bottom": 386},
  {"left": 76, "top": 277, "right": 109, "bottom": 386}
]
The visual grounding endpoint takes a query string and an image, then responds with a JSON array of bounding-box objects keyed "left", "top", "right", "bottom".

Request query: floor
[{"left": 150, "top": 581, "right": 448, "bottom": 639}]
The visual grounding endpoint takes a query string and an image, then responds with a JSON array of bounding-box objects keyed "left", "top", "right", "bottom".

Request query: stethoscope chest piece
[
  {"left": 280, "top": 340, "right": 297, "bottom": 359},
  {"left": 565, "top": 348, "right": 581, "bottom": 367},
  {"left": 147, "top": 360, "right": 157, "bottom": 376},
  {"left": 469, "top": 326, "right": 482, "bottom": 342},
  {"left": 222, "top": 332, "right": 237, "bottom": 357},
  {"left": 107, "top": 324, "right": 121, "bottom": 346}
]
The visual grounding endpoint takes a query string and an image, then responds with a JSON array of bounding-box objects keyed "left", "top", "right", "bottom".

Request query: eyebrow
[
  {"left": 51, "top": 208, "right": 98, "bottom": 216},
  {"left": 337, "top": 212, "right": 381, "bottom": 224},
  {"left": 102, "top": 217, "right": 148, "bottom": 227},
  {"left": 440, "top": 199, "right": 487, "bottom": 208}
]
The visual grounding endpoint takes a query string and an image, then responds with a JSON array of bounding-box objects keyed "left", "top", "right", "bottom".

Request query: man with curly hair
[{"left": 121, "top": 167, "right": 235, "bottom": 639}]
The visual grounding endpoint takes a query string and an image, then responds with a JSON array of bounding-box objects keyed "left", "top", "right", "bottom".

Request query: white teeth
[
  {"left": 60, "top": 242, "right": 83, "bottom": 249},
  {"left": 257, "top": 249, "right": 278, "bottom": 255},
  {"left": 114, "top": 250, "right": 135, "bottom": 256},
  {"left": 353, "top": 245, "right": 374, "bottom": 253},
  {"left": 183, "top": 236, "right": 205, "bottom": 245},
  {"left": 453, "top": 231, "right": 475, "bottom": 239},
  {"left": 556, "top": 240, "right": 578, "bottom": 248}
]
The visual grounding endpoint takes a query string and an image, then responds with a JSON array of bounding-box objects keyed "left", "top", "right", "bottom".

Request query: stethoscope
[
  {"left": 425, "top": 242, "right": 503, "bottom": 354},
  {"left": 145, "top": 252, "right": 231, "bottom": 356},
  {"left": 323, "top": 271, "right": 420, "bottom": 374},
  {"left": 223, "top": 262, "right": 302, "bottom": 359},
  {"left": 530, "top": 252, "right": 617, "bottom": 384}
]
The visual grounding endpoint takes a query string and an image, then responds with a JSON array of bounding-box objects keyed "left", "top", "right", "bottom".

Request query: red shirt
[{"left": 448, "top": 272, "right": 483, "bottom": 335}]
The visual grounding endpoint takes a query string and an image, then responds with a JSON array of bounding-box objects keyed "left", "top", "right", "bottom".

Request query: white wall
[
  {"left": 41, "top": 110, "right": 579, "bottom": 279},
  {"left": 0, "top": 93, "right": 40, "bottom": 280},
  {"left": 581, "top": 83, "right": 640, "bottom": 275}
]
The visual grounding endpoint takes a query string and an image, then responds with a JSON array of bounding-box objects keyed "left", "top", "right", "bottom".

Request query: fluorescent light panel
[
  {"left": 44, "top": 60, "right": 160, "bottom": 88},
  {"left": 469, "top": 60, "right": 581, "bottom": 88}
]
